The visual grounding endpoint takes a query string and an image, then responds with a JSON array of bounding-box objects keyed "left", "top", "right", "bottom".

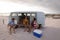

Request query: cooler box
[{"left": 33, "top": 29, "right": 42, "bottom": 38}]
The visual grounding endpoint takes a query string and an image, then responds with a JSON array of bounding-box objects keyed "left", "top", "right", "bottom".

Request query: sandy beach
[{"left": 0, "top": 16, "right": 60, "bottom": 40}]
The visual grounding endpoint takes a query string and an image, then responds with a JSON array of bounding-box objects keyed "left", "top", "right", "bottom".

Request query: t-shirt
[
  {"left": 8, "top": 20, "right": 15, "bottom": 25},
  {"left": 34, "top": 21, "right": 37, "bottom": 27}
]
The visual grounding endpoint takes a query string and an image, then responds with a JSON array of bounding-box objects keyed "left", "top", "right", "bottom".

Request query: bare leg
[
  {"left": 27, "top": 25, "right": 31, "bottom": 32},
  {"left": 24, "top": 25, "right": 27, "bottom": 32},
  {"left": 12, "top": 26, "right": 16, "bottom": 34},
  {"left": 9, "top": 27, "right": 12, "bottom": 35}
]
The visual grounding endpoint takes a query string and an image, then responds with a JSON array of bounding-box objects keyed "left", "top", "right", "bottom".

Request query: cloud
[
  {"left": 0, "top": 0, "right": 60, "bottom": 13},
  {"left": 35, "top": 0, "right": 60, "bottom": 13},
  {"left": 15, "top": 0, "right": 60, "bottom": 13}
]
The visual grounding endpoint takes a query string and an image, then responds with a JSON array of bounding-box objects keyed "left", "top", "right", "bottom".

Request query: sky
[
  {"left": 0, "top": 0, "right": 60, "bottom": 15},
  {"left": 17, "top": 0, "right": 60, "bottom": 13}
]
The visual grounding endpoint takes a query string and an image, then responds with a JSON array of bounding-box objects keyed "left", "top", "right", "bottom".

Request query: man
[{"left": 8, "top": 18, "right": 16, "bottom": 34}]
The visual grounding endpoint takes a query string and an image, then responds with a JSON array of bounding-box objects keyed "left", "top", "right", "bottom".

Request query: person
[
  {"left": 21, "top": 13, "right": 25, "bottom": 24},
  {"left": 31, "top": 18, "right": 39, "bottom": 29},
  {"left": 8, "top": 18, "right": 16, "bottom": 34},
  {"left": 23, "top": 17, "right": 30, "bottom": 32},
  {"left": 21, "top": 13, "right": 25, "bottom": 19},
  {"left": 3, "top": 19, "right": 4, "bottom": 24}
]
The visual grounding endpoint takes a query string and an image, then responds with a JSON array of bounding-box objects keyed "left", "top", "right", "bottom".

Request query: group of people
[{"left": 8, "top": 16, "right": 39, "bottom": 35}]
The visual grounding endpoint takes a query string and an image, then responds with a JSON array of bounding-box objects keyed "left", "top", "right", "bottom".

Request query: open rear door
[{"left": 36, "top": 12, "right": 45, "bottom": 27}]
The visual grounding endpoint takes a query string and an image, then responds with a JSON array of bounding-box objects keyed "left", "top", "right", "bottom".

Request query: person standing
[
  {"left": 21, "top": 13, "right": 25, "bottom": 24},
  {"left": 3, "top": 19, "right": 4, "bottom": 24},
  {"left": 23, "top": 16, "right": 29, "bottom": 32}
]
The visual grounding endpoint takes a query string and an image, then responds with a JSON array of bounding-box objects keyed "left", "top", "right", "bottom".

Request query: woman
[
  {"left": 23, "top": 16, "right": 30, "bottom": 32},
  {"left": 31, "top": 18, "right": 39, "bottom": 29}
]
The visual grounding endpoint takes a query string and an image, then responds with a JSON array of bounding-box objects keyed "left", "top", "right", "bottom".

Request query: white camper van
[{"left": 9, "top": 12, "right": 45, "bottom": 27}]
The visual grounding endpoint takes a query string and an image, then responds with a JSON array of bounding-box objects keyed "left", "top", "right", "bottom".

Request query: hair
[
  {"left": 21, "top": 13, "right": 24, "bottom": 15},
  {"left": 12, "top": 18, "right": 15, "bottom": 20},
  {"left": 34, "top": 18, "right": 36, "bottom": 21}
]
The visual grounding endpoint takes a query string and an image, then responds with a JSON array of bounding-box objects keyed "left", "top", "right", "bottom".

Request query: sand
[{"left": 0, "top": 16, "right": 60, "bottom": 40}]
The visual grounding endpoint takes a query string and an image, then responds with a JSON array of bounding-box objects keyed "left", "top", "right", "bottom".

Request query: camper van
[{"left": 9, "top": 12, "right": 45, "bottom": 27}]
